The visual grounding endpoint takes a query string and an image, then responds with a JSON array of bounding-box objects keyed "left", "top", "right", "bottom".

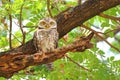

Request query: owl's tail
[{"left": 46, "top": 63, "right": 54, "bottom": 71}]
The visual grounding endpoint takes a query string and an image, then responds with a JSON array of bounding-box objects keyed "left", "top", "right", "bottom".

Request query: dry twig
[{"left": 65, "top": 55, "right": 91, "bottom": 72}]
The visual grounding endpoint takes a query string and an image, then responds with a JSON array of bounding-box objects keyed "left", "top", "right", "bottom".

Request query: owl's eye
[
  {"left": 40, "top": 21, "right": 46, "bottom": 26},
  {"left": 50, "top": 21, "right": 55, "bottom": 26}
]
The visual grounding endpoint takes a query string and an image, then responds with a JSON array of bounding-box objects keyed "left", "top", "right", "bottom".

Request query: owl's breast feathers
[{"left": 33, "top": 29, "right": 58, "bottom": 53}]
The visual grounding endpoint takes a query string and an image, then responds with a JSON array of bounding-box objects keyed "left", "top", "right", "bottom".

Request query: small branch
[
  {"left": 7, "top": 29, "right": 22, "bottom": 44},
  {"left": 65, "top": 55, "right": 91, "bottom": 72},
  {"left": 47, "top": 0, "right": 53, "bottom": 17},
  {"left": 19, "top": 2, "right": 25, "bottom": 45},
  {"left": 99, "top": 13, "right": 120, "bottom": 21},
  {"left": 88, "top": 22, "right": 120, "bottom": 35},
  {"left": 9, "top": 15, "right": 12, "bottom": 49},
  {"left": 104, "top": 28, "right": 119, "bottom": 35},
  {"left": 81, "top": 25, "right": 120, "bottom": 52},
  {"left": 8, "top": 0, "right": 12, "bottom": 49}
]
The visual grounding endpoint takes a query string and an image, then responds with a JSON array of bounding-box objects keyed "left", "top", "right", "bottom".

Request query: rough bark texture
[
  {"left": 0, "top": 0, "right": 120, "bottom": 78},
  {"left": 0, "top": 33, "right": 94, "bottom": 78}
]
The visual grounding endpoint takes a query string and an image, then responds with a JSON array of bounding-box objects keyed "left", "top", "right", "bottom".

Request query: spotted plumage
[{"left": 33, "top": 18, "right": 59, "bottom": 70}]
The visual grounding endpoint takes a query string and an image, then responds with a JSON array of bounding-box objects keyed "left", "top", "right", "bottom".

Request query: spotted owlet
[{"left": 33, "top": 18, "right": 59, "bottom": 70}]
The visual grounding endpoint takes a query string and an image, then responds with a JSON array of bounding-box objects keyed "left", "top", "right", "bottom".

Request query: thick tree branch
[
  {"left": 56, "top": 0, "right": 120, "bottom": 38},
  {"left": 0, "top": 33, "right": 94, "bottom": 78}
]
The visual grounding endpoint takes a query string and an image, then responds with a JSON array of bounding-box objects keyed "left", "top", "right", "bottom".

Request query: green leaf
[
  {"left": 109, "top": 32, "right": 114, "bottom": 38},
  {"left": 98, "top": 50, "right": 105, "bottom": 56},
  {"left": 26, "top": 22, "right": 34, "bottom": 26},
  {"left": 0, "top": 77, "right": 6, "bottom": 80},
  {"left": 101, "top": 22, "right": 110, "bottom": 28},
  {"left": 110, "top": 56, "right": 114, "bottom": 61}
]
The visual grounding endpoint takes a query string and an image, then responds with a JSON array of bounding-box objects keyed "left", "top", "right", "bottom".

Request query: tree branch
[
  {"left": 47, "top": 0, "right": 53, "bottom": 17},
  {"left": 9, "top": 15, "right": 12, "bottom": 49},
  {"left": 65, "top": 55, "right": 91, "bottom": 72},
  {"left": 8, "top": 0, "right": 12, "bottom": 49},
  {"left": 99, "top": 13, "right": 120, "bottom": 21},
  {"left": 56, "top": 0, "right": 120, "bottom": 38},
  {"left": 7, "top": 29, "right": 22, "bottom": 44},
  {"left": 0, "top": 32, "right": 94, "bottom": 78},
  {"left": 19, "top": 1, "right": 26, "bottom": 45}
]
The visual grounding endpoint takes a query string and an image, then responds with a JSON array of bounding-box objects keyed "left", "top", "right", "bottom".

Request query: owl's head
[{"left": 38, "top": 18, "right": 57, "bottom": 29}]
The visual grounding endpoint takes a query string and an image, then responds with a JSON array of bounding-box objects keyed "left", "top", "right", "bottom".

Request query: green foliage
[{"left": 0, "top": 0, "right": 120, "bottom": 80}]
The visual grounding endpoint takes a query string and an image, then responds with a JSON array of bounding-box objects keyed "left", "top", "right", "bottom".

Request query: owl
[{"left": 33, "top": 17, "right": 59, "bottom": 70}]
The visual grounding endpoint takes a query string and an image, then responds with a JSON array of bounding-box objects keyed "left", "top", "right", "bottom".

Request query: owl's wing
[
  {"left": 33, "top": 30, "right": 44, "bottom": 52},
  {"left": 33, "top": 31, "right": 38, "bottom": 52},
  {"left": 52, "top": 29, "right": 59, "bottom": 48}
]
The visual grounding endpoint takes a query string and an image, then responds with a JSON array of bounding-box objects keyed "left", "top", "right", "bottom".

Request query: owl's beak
[{"left": 45, "top": 25, "right": 50, "bottom": 28}]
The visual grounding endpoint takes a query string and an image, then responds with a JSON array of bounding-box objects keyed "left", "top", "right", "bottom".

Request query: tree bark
[
  {"left": 0, "top": 32, "right": 94, "bottom": 78},
  {"left": 0, "top": 0, "right": 120, "bottom": 78}
]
